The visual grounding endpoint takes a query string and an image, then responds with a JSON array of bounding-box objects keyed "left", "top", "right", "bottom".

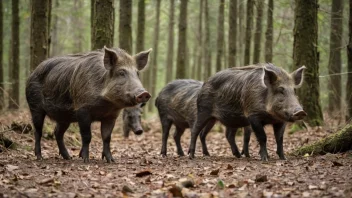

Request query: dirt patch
[{"left": 0, "top": 110, "right": 351, "bottom": 197}]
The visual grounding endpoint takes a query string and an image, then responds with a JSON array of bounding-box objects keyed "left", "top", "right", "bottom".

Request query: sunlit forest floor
[{"left": 0, "top": 110, "right": 351, "bottom": 197}]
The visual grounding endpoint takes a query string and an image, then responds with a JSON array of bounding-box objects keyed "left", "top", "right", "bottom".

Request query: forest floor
[{"left": 0, "top": 110, "right": 351, "bottom": 198}]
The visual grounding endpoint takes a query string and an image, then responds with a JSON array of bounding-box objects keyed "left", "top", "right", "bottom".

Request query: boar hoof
[
  {"left": 83, "top": 158, "right": 89, "bottom": 163},
  {"left": 36, "top": 155, "right": 43, "bottom": 161},
  {"left": 203, "top": 152, "right": 210, "bottom": 157},
  {"left": 60, "top": 152, "right": 71, "bottom": 160},
  {"left": 102, "top": 152, "right": 115, "bottom": 163},
  {"left": 177, "top": 151, "right": 185, "bottom": 157},
  {"left": 234, "top": 152, "right": 241, "bottom": 158}
]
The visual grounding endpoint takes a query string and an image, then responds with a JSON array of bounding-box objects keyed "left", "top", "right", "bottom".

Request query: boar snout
[
  {"left": 136, "top": 91, "right": 151, "bottom": 103},
  {"left": 134, "top": 128, "right": 143, "bottom": 135},
  {"left": 290, "top": 107, "right": 307, "bottom": 121}
]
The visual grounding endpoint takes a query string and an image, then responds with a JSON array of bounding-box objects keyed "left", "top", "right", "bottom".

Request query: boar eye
[
  {"left": 277, "top": 87, "right": 285, "bottom": 94},
  {"left": 118, "top": 70, "right": 126, "bottom": 77}
]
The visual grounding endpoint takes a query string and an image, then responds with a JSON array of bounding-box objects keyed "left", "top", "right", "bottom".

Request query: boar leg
[
  {"left": 248, "top": 116, "right": 269, "bottom": 161},
  {"left": 32, "top": 110, "right": 46, "bottom": 160},
  {"left": 160, "top": 118, "right": 172, "bottom": 157},
  {"left": 77, "top": 110, "right": 92, "bottom": 163},
  {"left": 199, "top": 120, "right": 216, "bottom": 156},
  {"left": 101, "top": 118, "right": 117, "bottom": 163},
  {"left": 173, "top": 126, "right": 185, "bottom": 156},
  {"left": 54, "top": 122, "right": 71, "bottom": 160},
  {"left": 189, "top": 114, "right": 214, "bottom": 159},
  {"left": 241, "top": 126, "right": 252, "bottom": 158},
  {"left": 273, "top": 122, "right": 286, "bottom": 160},
  {"left": 225, "top": 127, "right": 241, "bottom": 158}
]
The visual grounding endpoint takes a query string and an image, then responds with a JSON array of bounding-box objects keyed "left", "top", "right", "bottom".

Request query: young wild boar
[
  {"left": 122, "top": 103, "right": 145, "bottom": 138},
  {"left": 155, "top": 79, "right": 243, "bottom": 158},
  {"left": 26, "top": 46, "right": 152, "bottom": 163},
  {"left": 188, "top": 63, "right": 307, "bottom": 161}
]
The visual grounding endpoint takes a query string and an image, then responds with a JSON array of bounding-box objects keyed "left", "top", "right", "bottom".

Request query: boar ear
[
  {"left": 140, "top": 102, "right": 146, "bottom": 108},
  {"left": 263, "top": 67, "right": 278, "bottom": 87},
  {"left": 103, "top": 46, "right": 118, "bottom": 70},
  {"left": 291, "top": 66, "right": 306, "bottom": 88},
  {"left": 134, "top": 48, "right": 152, "bottom": 70}
]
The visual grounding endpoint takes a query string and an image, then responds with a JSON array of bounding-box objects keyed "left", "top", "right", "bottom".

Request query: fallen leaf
[
  {"left": 226, "top": 164, "right": 233, "bottom": 170},
  {"left": 216, "top": 179, "right": 225, "bottom": 189},
  {"left": 6, "top": 164, "right": 19, "bottom": 172},
  {"left": 179, "top": 178, "right": 194, "bottom": 188},
  {"left": 136, "top": 169, "right": 152, "bottom": 177},
  {"left": 255, "top": 174, "right": 268, "bottom": 183},
  {"left": 38, "top": 177, "right": 54, "bottom": 185},
  {"left": 99, "top": 171, "right": 106, "bottom": 175},
  {"left": 210, "top": 169, "right": 219, "bottom": 176},
  {"left": 332, "top": 161, "right": 343, "bottom": 167},
  {"left": 122, "top": 185, "right": 134, "bottom": 194},
  {"left": 308, "top": 185, "right": 318, "bottom": 190},
  {"left": 169, "top": 186, "right": 183, "bottom": 197}
]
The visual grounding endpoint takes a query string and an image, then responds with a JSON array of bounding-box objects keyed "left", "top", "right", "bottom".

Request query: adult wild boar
[
  {"left": 26, "top": 46, "right": 152, "bottom": 163},
  {"left": 155, "top": 79, "right": 246, "bottom": 158},
  {"left": 188, "top": 63, "right": 307, "bottom": 161}
]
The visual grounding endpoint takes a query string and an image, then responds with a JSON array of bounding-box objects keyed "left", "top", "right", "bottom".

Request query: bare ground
[{"left": 0, "top": 110, "right": 351, "bottom": 198}]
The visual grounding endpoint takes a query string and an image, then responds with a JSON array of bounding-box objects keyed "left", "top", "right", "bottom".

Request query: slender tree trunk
[
  {"left": 265, "top": 0, "right": 273, "bottom": 63},
  {"left": 347, "top": 0, "right": 352, "bottom": 120},
  {"left": 176, "top": 0, "right": 188, "bottom": 79},
  {"left": 0, "top": 0, "right": 4, "bottom": 110},
  {"left": 51, "top": 0, "right": 59, "bottom": 56},
  {"left": 238, "top": 1, "right": 245, "bottom": 66},
  {"left": 30, "top": 0, "right": 50, "bottom": 71},
  {"left": 328, "top": 0, "right": 344, "bottom": 114},
  {"left": 196, "top": 0, "right": 203, "bottom": 80},
  {"left": 136, "top": 0, "right": 147, "bottom": 100},
  {"left": 293, "top": 0, "right": 323, "bottom": 126},
  {"left": 215, "top": 0, "right": 225, "bottom": 72},
  {"left": 93, "top": 0, "right": 114, "bottom": 50},
  {"left": 91, "top": 0, "right": 95, "bottom": 50},
  {"left": 119, "top": 0, "right": 132, "bottom": 53},
  {"left": 47, "top": 0, "right": 52, "bottom": 57},
  {"left": 203, "top": 0, "right": 211, "bottom": 79},
  {"left": 244, "top": 0, "right": 254, "bottom": 65},
  {"left": 228, "top": 0, "right": 237, "bottom": 68},
  {"left": 166, "top": 0, "right": 175, "bottom": 83},
  {"left": 148, "top": 0, "right": 161, "bottom": 112},
  {"left": 253, "top": 0, "right": 264, "bottom": 64},
  {"left": 73, "top": 0, "right": 83, "bottom": 53},
  {"left": 9, "top": 0, "right": 20, "bottom": 109}
]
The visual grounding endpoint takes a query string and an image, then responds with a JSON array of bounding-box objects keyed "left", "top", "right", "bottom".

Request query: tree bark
[
  {"left": 0, "top": 0, "right": 4, "bottom": 110},
  {"left": 195, "top": 0, "right": 203, "bottom": 80},
  {"left": 166, "top": 0, "right": 175, "bottom": 83},
  {"left": 203, "top": 0, "right": 211, "bottom": 79},
  {"left": 92, "top": 0, "right": 114, "bottom": 50},
  {"left": 216, "top": 0, "right": 225, "bottom": 72},
  {"left": 265, "top": 0, "right": 273, "bottom": 63},
  {"left": 73, "top": 0, "right": 84, "bottom": 53},
  {"left": 253, "top": 0, "right": 264, "bottom": 64},
  {"left": 148, "top": 0, "right": 161, "bottom": 112},
  {"left": 91, "top": 0, "right": 95, "bottom": 50},
  {"left": 244, "top": 0, "right": 254, "bottom": 65},
  {"left": 292, "top": 123, "right": 352, "bottom": 156},
  {"left": 30, "top": 0, "right": 50, "bottom": 71},
  {"left": 293, "top": 0, "right": 323, "bottom": 126},
  {"left": 176, "top": 0, "right": 188, "bottom": 79},
  {"left": 228, "top": 0, "right": 237, "bottom": 68},
  {"left": 328, "top": 0, "right": 344, "bottom": 113},
  {"left": 47, "top": 0, "right": 52, "bottom": 57},
  {"left": 119, "top": 0, "right": 132, "bottom": 53},
  {"left": 347, "top": 0, "right": 352, "bottom": 120},
  {"left": 238, "top": 1, "right": 245, "bottom": 66},
  {"left": 9, "top": 0, "right": 20, "bottom": 109}
]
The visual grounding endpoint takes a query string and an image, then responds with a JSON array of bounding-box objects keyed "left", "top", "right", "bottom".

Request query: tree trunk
[
  {"left": 119, "top": 0, "right": 132, "bottom": 53},
  {"left": 47, "top": 0, "right": 52, "bottom": 57},
  {"left": 148, "top": 0, "right": 161, "bottom": 112},
  {"left": 328, "top": 0, "right": 344, "bottom": 114},
  {"left": 195, "top": 0, "right": 203, "bottom": 80},
  {"left": 92, "top": 0, "right": 114, "bottom": 50},
  {"left": 9, "top": 0, "right": 20, "bottom": 109},
  {"left": 0, "top": 0, "right": 4, "bottom": 110},
  {"left": 51, "top": 0, "right": 59, "bottom": 56},
  {"left": 91, "top": 0, "right": 95, "bottom": 50},
  {"left": 73, "top": 0, "right": 84, "bottom": 53},
  {"left": 244, "top": 0, "right": 254, "bottom": 65},
  {"left": 253, "top": 0, "right": 264, "bottom": 64},
  {"left": 228, "top": 0, "right": 237, "bottom": 68},
  {"left": 215, "top": 0, "right": 225, "bottom": 72},
  {"left": 347, "top": 0, "right": 352, "bottom": 120},
  {"left": 293, "top": 0, "right": 323, "bottom": 126},
  {"left": 265, "top": 0, "right": 273, "bottom": 63},
  {"left": 30, "top": 0, "right": 50, "bottom": 71},
  {"left": 292, "top": 123, "right": 352, "bottom": 156},
  {"left": 238, "top": 1, "right": 245, "bottom": 66},
  {"left": 203, "top": 0, "right": 211, "bottom": 79},
  {"left": 176, "top": 0, "right": 188, "bottom": 79},
  {"left": 166, "top": 0, "right": 175, "bottom": 83}
]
